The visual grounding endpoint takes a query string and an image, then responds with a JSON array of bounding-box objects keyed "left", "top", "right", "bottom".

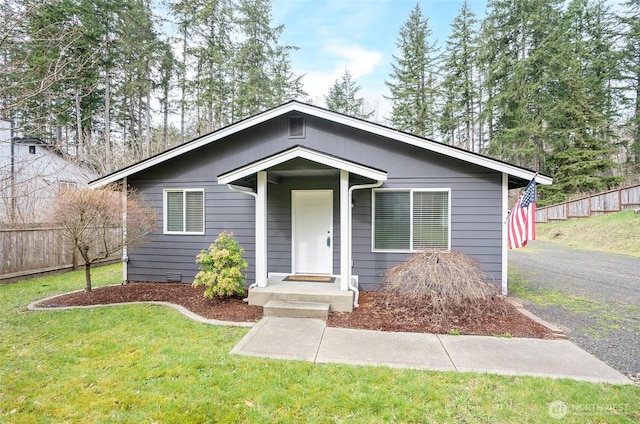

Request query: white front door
[{"left": 292, "top": 190, "right": 333, "bottom": 274}]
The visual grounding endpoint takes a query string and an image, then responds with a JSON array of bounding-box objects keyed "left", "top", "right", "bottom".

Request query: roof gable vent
[{"left": 289, "top": 115, "right": 305, "bottom": 138}]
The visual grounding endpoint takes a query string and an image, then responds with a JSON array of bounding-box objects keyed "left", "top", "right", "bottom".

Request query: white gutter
[
  {"left": 227, "top": 184, "right": 260, "bottom": 293},
  {"left": 347, "top": 179, "right": 384, "bottom": 307}
]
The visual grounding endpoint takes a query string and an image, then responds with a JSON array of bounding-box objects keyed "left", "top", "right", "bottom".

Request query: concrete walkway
[{"left": 231, "top": 317, "right": 632, "bottom": 385}]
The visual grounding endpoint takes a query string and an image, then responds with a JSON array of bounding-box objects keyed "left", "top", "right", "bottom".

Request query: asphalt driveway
[{"left": 509, "top": 240, "right": 640, "bottom": 377}]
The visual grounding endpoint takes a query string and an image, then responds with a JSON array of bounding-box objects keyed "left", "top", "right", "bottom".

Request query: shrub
[
  {"left": 379, "top": 249, "right": 500, "bottom": 321},
  {"left": 193, "top": 232, "right": 248, "bottom": 298}
]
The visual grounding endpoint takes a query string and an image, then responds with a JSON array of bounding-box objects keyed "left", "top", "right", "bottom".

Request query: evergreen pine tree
[
  {"left": 439, "top": 0, "right": 479, "bottom": 151},
  {"left": 325, "top": 69, "right": 374, "bottom": 119},
  {"left": 482, "top": 0, "right": 564, "bottom": 170},
  {"left": 385, "top": 3, "right": 440, "bottom": 138},
  {"left": 621, "top": 0, "right": 640, "bottom": 166}
]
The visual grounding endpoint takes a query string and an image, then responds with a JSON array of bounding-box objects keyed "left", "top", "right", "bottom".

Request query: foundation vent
[{"left": 166, "top": 272, "right": 182, "bottom": 283}]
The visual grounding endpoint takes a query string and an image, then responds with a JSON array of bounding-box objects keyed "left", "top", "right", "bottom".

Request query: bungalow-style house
[
  {"left": 0, "top": 120, "right": 97, "bottom": 224},
  {"left": 89, "top": 101, "right": 552, "bottom": 313}
]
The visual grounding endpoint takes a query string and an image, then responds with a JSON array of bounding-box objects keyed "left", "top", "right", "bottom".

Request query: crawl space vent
[
  {"left": 289, "top": 116, "right": 305, "bottom": 138},
  {"left": 166, "top": 272, "right": 182, "bottom": 283}
]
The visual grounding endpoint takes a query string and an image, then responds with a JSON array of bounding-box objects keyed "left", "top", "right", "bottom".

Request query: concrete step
[
  {"left": 249, "top": 288, "right": 354, "bottom": 312},
  {"left": 263, "top": 300, "right": 331, "bottom": 319}
]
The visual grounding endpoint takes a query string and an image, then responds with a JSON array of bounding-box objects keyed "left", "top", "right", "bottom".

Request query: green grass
[
  {"left": 536, "top": 210, "right": 640, "bottom": 257},
  {"left": 1, "top": 265, "right": 639, "bottom": 422}
]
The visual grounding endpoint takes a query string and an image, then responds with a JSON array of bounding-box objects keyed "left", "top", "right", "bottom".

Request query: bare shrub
[
  {"left": 379, "top": 250, "right": 501, "bottom": 328},
  {"left": 52, "top": 184, "right": 156, "bottom": 292}
]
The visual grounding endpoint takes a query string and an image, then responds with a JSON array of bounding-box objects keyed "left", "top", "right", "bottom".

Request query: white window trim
[
  {"left": 372, "top": 188, "right": 451, "bottom": 253},
  {"left": 163, "top": 188, "right": 205, "bottom": 235}
]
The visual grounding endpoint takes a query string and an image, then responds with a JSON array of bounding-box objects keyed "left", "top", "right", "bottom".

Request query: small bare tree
[{"left": 52, "top": 184, "right": 156, "bottom": 292}]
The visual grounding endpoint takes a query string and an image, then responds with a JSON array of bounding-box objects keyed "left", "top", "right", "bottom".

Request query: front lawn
[{"left": 1, "top": 264, "right": 638, "bottom": 423}]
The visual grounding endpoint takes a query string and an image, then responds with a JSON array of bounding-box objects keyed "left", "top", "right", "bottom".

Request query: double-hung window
[
  {"left": 164, "top": 189, "right": 204, "bottom": 234},
  {"left": 373, "top": 189, "right": 450, "bottom": 251}
]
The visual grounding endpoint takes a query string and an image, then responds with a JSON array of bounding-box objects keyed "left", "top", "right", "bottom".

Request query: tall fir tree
[
  {"left": 385, "top": 3, "right": 440, "bottom": 138},
  {"left": 439, "top": 0, "right": 479, "bottom": 151},
  {"left": 482, "top": 0, "right": 562, "bottom": 170},
  {"left": 325, "top": 69, "right": 373, "bottom": 119},
  {"left": 233, "top": 0, "right": 303, "bottom": 120},
  {"left": 540, "top": 0, "right": 623, "bottom": 203},
  {"left": 621, "top": 0, "right": 640, "bottom": 166}
]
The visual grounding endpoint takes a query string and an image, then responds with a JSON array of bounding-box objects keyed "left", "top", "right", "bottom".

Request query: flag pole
[{"left": 505, "top": 172, "right": 539, "bottom": 224}]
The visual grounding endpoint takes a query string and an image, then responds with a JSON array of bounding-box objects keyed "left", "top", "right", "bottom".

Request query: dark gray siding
[
  {"left": 127, "top": 177, "right": 255, "bottom": 283},
  {"left": 352, "top": 172, "right": 502, "bottom": 291},
  {"left": 125, "top": 112, "right": 504, "bottom": 289}
]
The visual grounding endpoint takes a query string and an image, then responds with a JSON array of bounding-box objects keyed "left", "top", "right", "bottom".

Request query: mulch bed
[
  {"left": 329, "top": 292, "right": 554, "bottom": 339},
  {"left": 38, "top": 283, "right": 263, "bottom": 322},
  {"left": 37, "top": 282, "right": 554, "bottom": 338}
]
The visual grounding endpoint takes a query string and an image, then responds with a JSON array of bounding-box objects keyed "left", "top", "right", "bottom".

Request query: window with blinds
[
  {"left": 164, "top": 189, "right": 204, "bottom": 234},
  {"left": 373, "top": 189, "right": 450, "bottom": 251}
]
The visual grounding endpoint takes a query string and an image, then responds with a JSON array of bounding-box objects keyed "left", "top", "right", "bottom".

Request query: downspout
[
  {"left": 122, "top": 176, "right": 128, "bottom": 283},
  {"left": 227, "top": 184, "right": 259, "bottom": 292},
  {"left": 347, "top": 180, "right": 384, "bottom": 307}
]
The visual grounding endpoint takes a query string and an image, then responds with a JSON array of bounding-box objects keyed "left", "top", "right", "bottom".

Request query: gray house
[{"left": 90, "top": 101, "right": 552, "bottom": 312}]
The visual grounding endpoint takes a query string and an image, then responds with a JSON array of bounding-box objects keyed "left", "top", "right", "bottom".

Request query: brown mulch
[
  {"left": 37, "top": 283, "right": 554, "bottom": 338},
  {"left": 328, "top": 292, "right": 554, "bottom": 339},
  {"left": 38, "top": 283, "right": 263, "bottom": 322}
]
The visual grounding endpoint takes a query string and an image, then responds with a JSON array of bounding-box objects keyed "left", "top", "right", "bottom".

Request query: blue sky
[{"left": 271, "top": 0, "right": 488, "bottom": 119}]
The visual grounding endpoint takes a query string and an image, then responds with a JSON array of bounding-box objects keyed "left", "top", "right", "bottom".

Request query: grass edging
[
  {"left": 26, "top": 288, "right": 255, "bottom": 328},
  {"left": 507, "top": 297, "right": 567, "bottom": 339}
]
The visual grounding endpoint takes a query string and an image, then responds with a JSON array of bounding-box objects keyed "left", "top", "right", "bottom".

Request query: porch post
[
  {"left": 340, "top": 170, "right": 349, "bottom": 291},
  {"left": 256, "top": 171, "right": 267, "bottom": 287}
]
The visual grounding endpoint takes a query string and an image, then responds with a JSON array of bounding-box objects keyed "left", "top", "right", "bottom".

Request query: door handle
[{"left": 327, "top": 236, "right": 330, "bottom": 247}]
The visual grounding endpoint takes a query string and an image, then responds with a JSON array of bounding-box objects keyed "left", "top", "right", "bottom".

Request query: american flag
[{"left": 508, "top": 178, "right": 537, "bottom": 249}]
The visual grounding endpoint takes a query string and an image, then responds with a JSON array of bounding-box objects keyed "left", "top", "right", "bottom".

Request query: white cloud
[{"left": 300, "top": 43, "right": 382, "bottom": 104}]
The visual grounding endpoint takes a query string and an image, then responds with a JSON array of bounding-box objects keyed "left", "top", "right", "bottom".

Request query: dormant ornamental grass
[{"left": 1, "top": 264, "right": 638, "bottom": 422}]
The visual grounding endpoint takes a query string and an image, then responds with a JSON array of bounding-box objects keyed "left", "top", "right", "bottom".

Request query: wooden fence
[
  {"left": 536, "top": 184, "right": 640, "bottom": 223},
  {"left": 0, "top": 225, "right": 121, "bottom": 283}
]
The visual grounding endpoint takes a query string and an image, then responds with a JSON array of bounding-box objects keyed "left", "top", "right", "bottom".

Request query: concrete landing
[
  {"left": 231, "top": 317, "right": 632, "bottom": 385},
  {"left": 248, "top": 276, "right": 354, "bottom": 312}
]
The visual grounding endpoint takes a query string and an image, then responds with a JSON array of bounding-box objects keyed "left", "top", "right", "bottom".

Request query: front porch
[
  {"left": 217, "top": 146, "right": 388, "bottom": 301},
  {"left": 248, "top": 275, "right": 355, "bottom": 312}
]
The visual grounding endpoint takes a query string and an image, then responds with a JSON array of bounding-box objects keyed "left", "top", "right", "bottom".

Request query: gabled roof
[
  {"left": 218, "top": 145, "right": 387, "bottom": 184},
  {"left": 89, "top": 100, "right": 552, "bottom": 189}
]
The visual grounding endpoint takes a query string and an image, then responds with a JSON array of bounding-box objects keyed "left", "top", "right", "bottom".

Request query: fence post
[
  {"left": 546, "top": 207, "right": 549, "bottom": 223},
  {"left": 618, "top": 188, "right": 622, "bottom": 212}
]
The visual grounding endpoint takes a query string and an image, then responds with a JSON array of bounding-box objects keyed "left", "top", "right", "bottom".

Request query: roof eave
[{"left": 89, "top": 101, "right": 553, "bottom": 188}]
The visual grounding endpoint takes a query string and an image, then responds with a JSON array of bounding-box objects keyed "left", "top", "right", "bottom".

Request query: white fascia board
[{"left": 217, "top": 146, "right": 388, "bottom": 184}]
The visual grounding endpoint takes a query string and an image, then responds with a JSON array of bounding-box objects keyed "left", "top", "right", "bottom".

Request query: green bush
[{"left": 193, "top": 232, "right": 248, "bottom": 298}]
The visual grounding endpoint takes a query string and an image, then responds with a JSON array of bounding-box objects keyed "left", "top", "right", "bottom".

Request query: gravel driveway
[{"left": 509, "top": 240, "right": 640, "bottom": 378}]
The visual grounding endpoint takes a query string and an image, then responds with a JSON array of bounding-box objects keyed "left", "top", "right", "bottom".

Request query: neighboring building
[
  {"left": 90, "top": 101, "right": 552, "bottom": 309},
  {"left": 0, "top": 120, "right": 97, "bottom": 224}
]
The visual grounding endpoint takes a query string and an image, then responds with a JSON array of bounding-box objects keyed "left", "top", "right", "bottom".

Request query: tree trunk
[
  {"left": 84, "top": 262, "right": 92, "bottom": 292},
  {"left": 75, "top": 89, "right": 82, "bottom": 160}
]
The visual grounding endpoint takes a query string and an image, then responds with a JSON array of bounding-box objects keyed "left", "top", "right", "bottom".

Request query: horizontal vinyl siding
[
  {"left": 352, "top": 170, "right": 503, "bottom": 292},
  {"left": 128, "top": 179, "right": 256, "bottom": 283},
  {"left": 124, "top": 113, "right": 504, "bottom": 288}
]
